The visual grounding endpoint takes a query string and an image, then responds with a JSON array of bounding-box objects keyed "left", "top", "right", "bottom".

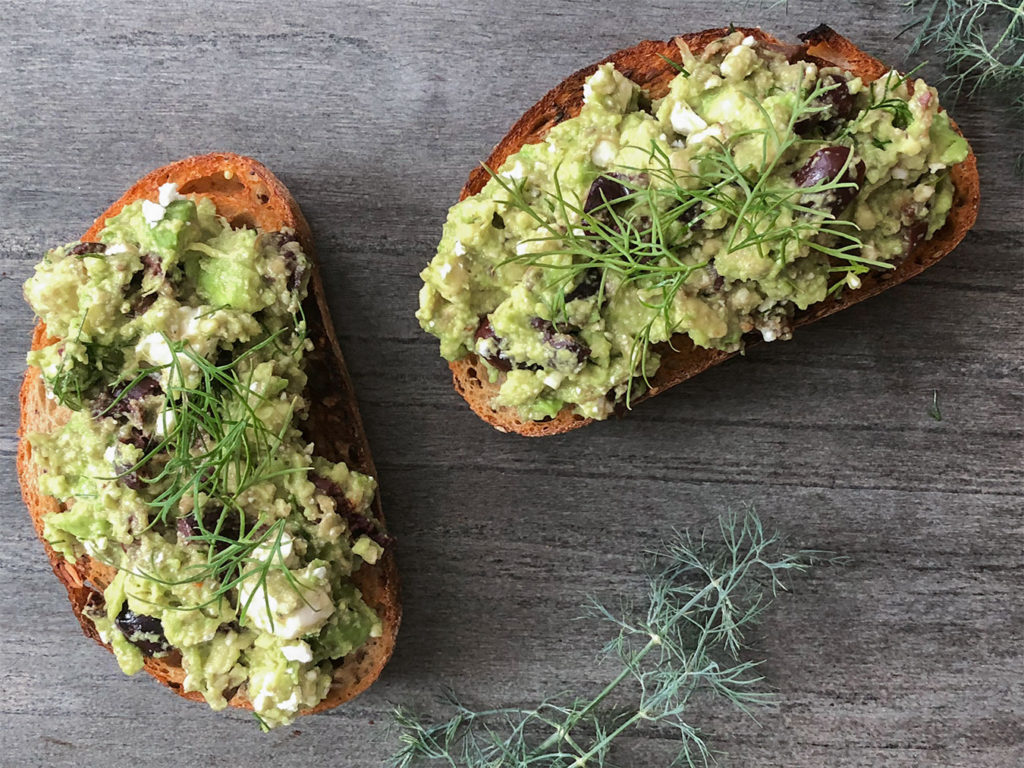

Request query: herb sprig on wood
[{"left": 391, "top": 509, "right": 825, "bottom": 768}]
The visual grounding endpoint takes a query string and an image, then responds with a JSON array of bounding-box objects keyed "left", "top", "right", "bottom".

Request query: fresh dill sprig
[
  {"left": 929, "top": 389, "right": 943, "bottom": 420},
  {"left": 488, "top": 76, "right": 886, "bottom": 405},
  {"left": 391, "top": 509, "right": 826, "bottom": 768},
  {"left": 904, "top": 0, "right": 1024, "bottom": 167},
  {"left": 90, "top": 310, "right": 313, "bottom": 620}
]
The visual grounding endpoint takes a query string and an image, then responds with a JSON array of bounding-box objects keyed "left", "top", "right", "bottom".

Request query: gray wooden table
[{"left": 1, "top": 1, "right": 1021, "bottom": 766}]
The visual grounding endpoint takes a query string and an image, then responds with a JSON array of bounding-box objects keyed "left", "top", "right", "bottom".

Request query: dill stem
[{"left": 533, "top": 636, "right": 660, "bottom": 758}]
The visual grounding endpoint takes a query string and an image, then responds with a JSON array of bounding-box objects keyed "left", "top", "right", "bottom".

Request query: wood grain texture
[{"left": 0, "top": 1, "right": 1021, "bottom": 766}]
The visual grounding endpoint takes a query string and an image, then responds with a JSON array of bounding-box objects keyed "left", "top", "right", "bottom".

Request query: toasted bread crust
[
  {"left": 17, "top": 153, "right": 400, "bottom": 716},
  {"left": 449, "top": 26, "right": 980, "bottom": 436}
]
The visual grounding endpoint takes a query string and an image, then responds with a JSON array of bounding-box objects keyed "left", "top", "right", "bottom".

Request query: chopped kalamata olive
[
  {"left": 564, "top": 268, "right": 602, "bottom": 303},
  {"left": 114, "top": 606, "right": 171, "bottom": 657},
  {"left": 114, "top": 462, "right": 144, "bottom": 491},
  {"left": 796, "top": 76, "right": 857, "bottom": 136},
  {"left": 794, "top": 146, "right": 865, "bottom": 216},
  {"left": 491, "top": 212, "right": 505, "bottom": 230},
  {"left": 92, "top": 376, "right": 161, "bottom": 421},
  {"left": 473, "top": 318, "right": 513, "bottom": 372},
  {"left": 699, "top": 260, "right": 726, "bottom": 297},
  {"left": 271, "top": 231, "right": 298, "bottom": 249},
  {"left": 584, "top": 174, "right": 630, "bottom": 214},
  {"left": 311, "top": 474, "right": 392, "bottom": 548},
  {"left": 530, "top": 318, "right": 591, "bottom": 365},
  {"left": 68, "top": 242, "right": 106, "bottom": 256},
  {"left": 177, "top": 506, "right": 243, "bottom": 549},
  {"left": 130, "top": 292, "right": 158, "bottom": 316},
  {"left": 141, "top": 252, "right": 163, "bottom": 275},
  {"left": 282, "top": 248, "right": 307, "bottom": 292}
]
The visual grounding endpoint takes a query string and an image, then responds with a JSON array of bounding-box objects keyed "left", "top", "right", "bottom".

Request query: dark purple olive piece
[
  {"left": 699, "top": 260, "right": 726, "bottom": 296},
  {"left": 796, "top": 76, "right": 857, "bottom": 136},
  {"left": 177, "top": 506, "right": 243, "bottom": 550},
  {"left": 141, "top": 253, "right": 163, "bottom": 275},
  {"left": 794, "top": 146, "right": 865, "bottom": 216},
  {"left": 473, "top": 318, "right": 512, "bottom": 372},
  {"left": 530, "top": 318, "right": 591, "bottom": 365},
  {"left": 68, "top": 242, "right": 106, "bottom": 256},
  {"left": 564, "top": 268, "right": 602, "bottom": 303},
  {"left": 114, "top": 606, "right": 171, "bottom": 657},
  {"left": 584, "top": 174, "right": 630, "bottom": 214},
  {"left": 130, "top": 292, "right": 158, "bottom": 316},
  {"left": 311, "top": 474, "right": 393, "bottom": 548}
]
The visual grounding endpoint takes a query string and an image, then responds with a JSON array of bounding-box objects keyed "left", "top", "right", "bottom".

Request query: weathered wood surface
[{"left": 1, "top": 1, "right": 1021, "bottom": 766}]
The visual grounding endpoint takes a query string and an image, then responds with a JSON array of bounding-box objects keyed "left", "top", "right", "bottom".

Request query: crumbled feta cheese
[
  {"left": 502, "top": 161, "right": 525, "bottom": 181},
  {"left": 741, "top": 35, "right": 756, "bottom": 47},
  {"left": 281, "top": 642, "right": 313, "bottom": 663},
  {"left": 591, "top": 139, "right": 617, "bottom": 168},
  {"left": 687, "top": 124, "right": 725, "bottom": 146},
  {"left": 239, "top": 577, "right": 334, "bottom": 640},
  {"left": 157, "top": 182, "right": 185, "bottom": 207},
  {"left": 670, "top": 103, "right": 708, "bottom": 136},
  {"left": 543, "top": 371, "right": 564, "bottom": 389},
  {"left": 136, "top": 332, "right": 174, "bottom": 367},
  {"left": 453, "top": 240, "right": 467, "bottom": 257},
  {"left": 438, "top": 262, "right": 452, "bottom": 280},
  {"left": 141, "top": 200, "right": 166, "bottom": 227},
  {"left": 105, "top": 243, "right": 129, "bottom": 255}
]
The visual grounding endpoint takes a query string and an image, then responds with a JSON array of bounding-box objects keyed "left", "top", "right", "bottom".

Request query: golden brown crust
[
  {"left": 449, "top": 26, "right": 980, "bottom": 436},
  {"left": 17, "top": 153, "right": 400, "bottom": 715}
]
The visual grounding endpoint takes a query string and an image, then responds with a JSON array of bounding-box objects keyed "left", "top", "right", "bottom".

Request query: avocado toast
[
  {"left": 18, "top": 153, "right": 400, "bottom": 726},
  {"left": 418, "top": 26, "right": 980, "bottom": 435}
]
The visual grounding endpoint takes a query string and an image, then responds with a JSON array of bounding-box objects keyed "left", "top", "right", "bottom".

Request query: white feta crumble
[
  {"left": 105, "top": 243, "right": 129, "bottom": 255},
  {"left": 136, "top": 332, "right": 174, "bottom": 367},
  {"left": 141, "top": 200, "right": 166, "bottom": 227},
  {"left": 670, "top": 103, "right": 708, "bottom": 136},
  {"left": 543, "top": 371, "right": 565, "bottom": 389},
  {"left": 157, "top": 182, "right": 185, "bottom": 207},
  {"left": 453, "top": 239, "right": 467, "bottom": 257},
  {"left": 281, "top": 642, "right": 313, "bottom": 663},
  {"left": 238, "top": 578, "right": 335, "bottom": 640},
  {"left": 502, "top": 161, "right": 525, "bottom": 181},
  {"left": 591, "top": 139, "right": 617, "bottom": 168}
]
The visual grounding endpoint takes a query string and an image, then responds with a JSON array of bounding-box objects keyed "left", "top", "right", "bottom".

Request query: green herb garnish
[
  {"left": 904, "top": 0, "right": 1024, "bottom": 169},
  {"left": 929, "top": 389, "right": 943, "bottom": 420},
  {"left": 391, "top": 509, "right": 826, "bottom": 768}
]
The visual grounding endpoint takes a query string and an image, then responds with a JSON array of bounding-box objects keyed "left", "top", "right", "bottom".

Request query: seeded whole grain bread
[
  {"left": 17, "top": 153, "right": 400, "bottom": 716},
  {"left": 449, "top": 25, "right": 981, "bottom": 436}
]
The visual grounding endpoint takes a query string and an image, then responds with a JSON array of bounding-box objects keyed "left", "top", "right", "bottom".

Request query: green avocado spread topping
[
  {"left": 24, "top": 185, "right": 388, "bottom": 728},
  {"left": 417, "top": 31, "right": 969, "bottom": 422}
]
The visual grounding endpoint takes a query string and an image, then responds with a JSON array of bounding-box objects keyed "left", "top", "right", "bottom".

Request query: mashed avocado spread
[
  {"left": 25, "top": 184, "right": 388, "bottom": 727},
  {"left": 418, "top": 31, "right": 969, "bottom": 421}
]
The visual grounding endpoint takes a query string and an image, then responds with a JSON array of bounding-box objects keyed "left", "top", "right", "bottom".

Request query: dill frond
[{"left": 390, "top": 509, "right": 828, "bottom": 768}]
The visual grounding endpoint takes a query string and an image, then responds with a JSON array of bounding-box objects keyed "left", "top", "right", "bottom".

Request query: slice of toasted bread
[
  {"left": 17, "top": 153, "right": 400, "bottom": 716},
  {"left": 448, "top": 26, "right": 980, "bottom": 436}
]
